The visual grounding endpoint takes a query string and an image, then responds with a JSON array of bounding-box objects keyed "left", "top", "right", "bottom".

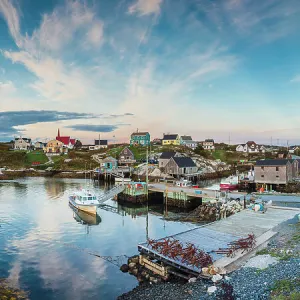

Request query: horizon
[{"left": 1, "top": 0, "right": 300, "bottom": 144}]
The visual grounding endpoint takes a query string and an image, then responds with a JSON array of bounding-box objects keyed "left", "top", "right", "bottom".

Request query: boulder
[
  {"left": 212, "top": 274, "right": 222, "bottom": 283},
  {"left": 120, "top": 264, "right": 129, "bottom": 273},
  {"left": 207, "top": 286, "right": 217, "bottom": 294},
  {"left": 128, "top": 262, "right": 136, "bottom": 269}
]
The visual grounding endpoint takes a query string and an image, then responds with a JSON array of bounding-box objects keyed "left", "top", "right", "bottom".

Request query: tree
[
  {"left": 73, "top": 140, "right": 82, "bottom": 150},
  {"left": 194, "top": 145, "right": 210, "bottom": 158}
]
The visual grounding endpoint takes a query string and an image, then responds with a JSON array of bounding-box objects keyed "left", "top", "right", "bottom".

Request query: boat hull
[
  {"left": 220, "top": 184, "right": 238, "bottom": 191},
  {"left": 69, "top": 198, "right": 97, "bottom": 216}
]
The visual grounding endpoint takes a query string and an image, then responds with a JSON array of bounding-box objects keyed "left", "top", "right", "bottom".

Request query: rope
[{"left": 0, "top": 219, "right": 128, "bottom": 267}]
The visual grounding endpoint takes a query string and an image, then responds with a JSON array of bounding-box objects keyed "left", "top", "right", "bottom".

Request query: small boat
[
  {"left": 69, "top": 189, "right": 99, "bottom": 215},
  {"left": 220, "top": 176, "right": 239, "bottom": 191},
  {"left": 175, "top": 179, "right": 198, "bottom": 188}
]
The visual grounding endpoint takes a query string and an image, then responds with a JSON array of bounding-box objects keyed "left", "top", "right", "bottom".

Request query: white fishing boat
[{"left": 69, "top": 189, "right": 99, "bottom": 215}]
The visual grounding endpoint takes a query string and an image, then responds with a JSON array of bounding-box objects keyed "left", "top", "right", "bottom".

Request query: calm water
[{"left": 0, "top": 178, "right": 196, "bottom": 300}]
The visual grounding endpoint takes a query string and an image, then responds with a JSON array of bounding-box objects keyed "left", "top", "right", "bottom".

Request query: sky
[{"left": 1, "top": 0, "right": 300, "bottom": 145}]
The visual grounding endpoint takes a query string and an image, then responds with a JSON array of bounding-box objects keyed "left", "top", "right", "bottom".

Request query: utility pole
[
  {"left": 228, "top": 133, "right": 231, "bottom": 145},
  {"left": 146, "top": 146, "right": 149, "bottom": 186}
]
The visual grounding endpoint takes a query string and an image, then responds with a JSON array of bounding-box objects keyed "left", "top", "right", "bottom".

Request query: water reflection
[
  {"left": 70, "top": 205, "right": 102, "bottom": 226},
  {"left": 45, "top": 179, "right": 68, "bottom": 199}
]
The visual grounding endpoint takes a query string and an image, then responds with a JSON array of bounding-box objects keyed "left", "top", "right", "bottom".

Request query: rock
[
  {"left": 131, "top": 268, "right": 138, "bottom": 276},
  {"left": 207, "top": 286, "right": 217, "bottom": 294},
  {"left": 212, "top": 274, "right": 223, "bottom": 283},
  {"left": 120, "top": 264, "right": 129, "bottom": 273},
  {"left": 188, "top": 277, "right": 197, "bottom": 283},
  {"left": 128, "top": 262, "right": 136, "bottom": 269},
  {"left": 202, "top": 267, "right": 209, "bottom": 276},
  {"left": 149, "top": 277, "right": 158, "bottom": 283},
  {"left": 131, "top": 256, "right": 139, "bottom": 264}
]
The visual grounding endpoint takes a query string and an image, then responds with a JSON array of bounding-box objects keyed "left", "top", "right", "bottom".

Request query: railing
[{"left": 98, "top": 185, "right": 125, "bottom": 204}]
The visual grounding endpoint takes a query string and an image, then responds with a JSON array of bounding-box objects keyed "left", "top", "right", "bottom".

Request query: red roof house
[{"left": 56, "top": 129, "right": 76, "bottom": 147}]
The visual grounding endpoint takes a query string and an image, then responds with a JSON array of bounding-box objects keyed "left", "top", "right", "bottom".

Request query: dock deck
[
  {"left": 148, "top": 183, "right": 246, "bottom": 199},
  {"left": 138, "top": 206, "right": 300, "bottom": 274}
]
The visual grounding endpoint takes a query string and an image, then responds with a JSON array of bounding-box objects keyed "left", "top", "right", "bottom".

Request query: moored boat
[
  {"left": 220, "top": 175, "right": 239, "bottom": 191},
  {"left": 69, "top": 189, "right": 99, "bottom": 215}
]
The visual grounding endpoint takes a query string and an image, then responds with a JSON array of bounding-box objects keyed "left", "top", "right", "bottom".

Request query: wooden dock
[
  {"left": 138, "top": 206, "right": 300, "bottom": 276},
  {"left": 148, "top": 183, "right": 246, "bottom": 200}
]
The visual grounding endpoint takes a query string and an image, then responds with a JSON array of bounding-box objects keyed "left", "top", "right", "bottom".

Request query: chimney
[{"left": 57, "top": 128, "right": 60, "bottom": 137}]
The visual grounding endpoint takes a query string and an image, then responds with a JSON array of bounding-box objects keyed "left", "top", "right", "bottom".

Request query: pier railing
[{"left": 98, "top": 185, "right": 125, "bottom": 204}]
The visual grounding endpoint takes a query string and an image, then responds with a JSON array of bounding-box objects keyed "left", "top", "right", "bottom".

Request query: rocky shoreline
[{"left": 118, "top": 215, "right": 300, "bottom": 300}]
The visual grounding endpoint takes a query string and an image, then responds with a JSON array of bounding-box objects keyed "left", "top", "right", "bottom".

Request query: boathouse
[
  {"left": 118, "top": 147, "right": 136, "bottom": 165},
  {"left": 164, "top": 157, "right": 198, "bottom": 176},
  {"left": 100, "top": 156, "right": 118, "bottom": 170},
  {"left": 158, "top": 151, "right": 181, "bottom": 169},
  {"left": 254, "top": 159, "right": 298, "bottom": 190}
]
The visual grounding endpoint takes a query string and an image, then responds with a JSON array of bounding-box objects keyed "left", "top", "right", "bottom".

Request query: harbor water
[
  {"left": 1, "top": 178, "right": 299, "bottom": 299},
  {"left": 0, "top": 178, "right": 196, "bottom": 300}
]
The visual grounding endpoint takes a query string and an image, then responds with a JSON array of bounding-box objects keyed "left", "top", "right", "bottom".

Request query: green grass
[
  {"left": 25, "top": 151, "right": 48, "bottom": 166},
  {"left": 212, "top": 150, "right": 227, "bottom": 161},
  {"left": 0, "top": 150, "right": 27, "bottom": 168},
  {"left": 270, "top": 278, "right": 300, "bottom": 299}
]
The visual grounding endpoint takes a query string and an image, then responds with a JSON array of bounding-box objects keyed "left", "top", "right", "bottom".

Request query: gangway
[{"left": 98, "top": 184, "right": 125, "bottom": 204}]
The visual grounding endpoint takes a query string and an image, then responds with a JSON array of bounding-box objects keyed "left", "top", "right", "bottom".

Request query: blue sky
[{"left": 1, "top": 0, "right": 300, "bottom": 144}]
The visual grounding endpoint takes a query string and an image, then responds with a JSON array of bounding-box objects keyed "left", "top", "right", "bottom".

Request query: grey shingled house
[
  {"left": 254, "top": 159, "right": 298, "bottom": 189},
  {"left": 164, "top": 157, "right": 198, "bottom": 176}
]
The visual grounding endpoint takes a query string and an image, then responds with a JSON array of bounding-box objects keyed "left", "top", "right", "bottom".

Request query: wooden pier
[{"left": 138, "top": 206, "right": 300, "bottom": 277}]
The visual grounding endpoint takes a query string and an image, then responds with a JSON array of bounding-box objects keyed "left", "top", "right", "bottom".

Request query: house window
[
  {"left": 261, "top": 166, "right": 264, "bottom": 170},
  {"left": 261, "top": 175, "right": 264, "bottom": 177},
  {"left": 276, "top": 175, "right": 279, "bottom": 178},
  {"left": 276, "top": 167, "right": 279, "bottom": 171}
]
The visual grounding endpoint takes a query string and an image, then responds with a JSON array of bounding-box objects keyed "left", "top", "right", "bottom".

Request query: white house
[
  {"left": 180, "top": 136, "right": 198, "bottom": 150},
  {"left": 236, "top": 141, "right": 266, "bottom": 153},
  {"left": 289, "top": 146, "right": 299, "bottom": 154},
  {"left": 14, "top": 138, "right": 32, "bottom": 150},
  {"left": 89, "top": 139, "right": 108, "bottom": 150},
  {"left": 203, "top": 139, "right": 215, "bottom": 150}
]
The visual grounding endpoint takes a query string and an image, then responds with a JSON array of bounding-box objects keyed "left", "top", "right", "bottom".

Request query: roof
[
  {"left": 204, "top": 139, "right": 214, "bottom": 143},
  {"left": 131, "top": 132, "right": 149, "bottom": 136},
  {"left": 255, "top": 159, "right": 290, "bottom": 166},
  {"left": 95, "top": 139, "right": 108, "bottom": 146},
  {"left": 70, "top": 139, "right": 76, "bottom": 145},
  {"left": 160, "top": 151, "right": 176, "bottom": 159},
  {"left": 119, "top": 147, "right": 134, "bottom": 157},
  {"left": 103, "top": 156, "right": 117, "bottom": 162},
  {"left": 181, "top": 135, "right": 192, "bottom": 141},
  {"left": 56, "top": 136, "right": 70, "bottom": 145},
  {"left": 15, "top": 138, "right": 31, "bottom": 143},
  {"left": 237, "top": 144, "right": 246, "bottom": 147},
  {"left": 172, "top": 157, "right": 196, "bottom": 168},
  {"left": 246, "top": 141, "right": 257, "bottom": 146},
  {"left": 163, "top": 134, "right": 178, "bottom": 140}
]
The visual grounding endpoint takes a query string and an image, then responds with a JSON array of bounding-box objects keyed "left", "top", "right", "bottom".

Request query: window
[
  {"left": 276, "top": 167, "right": 279, "bottom": 171},
  {"left": 261, "top": 166, "right": 264, "bottom": 170},
  {"left": 261, "top": 175, "right": 264, "bottom": 177},
  {"left": 276, "top": 175, "right": 279, "bottom": 178}
]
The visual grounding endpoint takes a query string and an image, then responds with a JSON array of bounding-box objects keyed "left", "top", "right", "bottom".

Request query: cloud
[
  {"left": 290, "top": 75, "right": 300, "bottom": 83},
  {"left": 0, "top": 80, "right": 16, "bottom": 95},
  {"left": 66, "top": 124, "right": 130, "bottom": 133},
  {"left": 86, "top": 21, "right": 104, "bottom": 46},
  {"left": 128, "top": 0, "right": 163, "bottom": 16},
  {"left": 0, "top": 110, "right": 96, "bottom": 137},
  {"left": 0, "top": 0, "right": 107, "bottom": 106}
]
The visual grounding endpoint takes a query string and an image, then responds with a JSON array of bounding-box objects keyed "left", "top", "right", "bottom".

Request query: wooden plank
[{"left": 139, "top": 255, "right": 167, "bottom": 277}]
